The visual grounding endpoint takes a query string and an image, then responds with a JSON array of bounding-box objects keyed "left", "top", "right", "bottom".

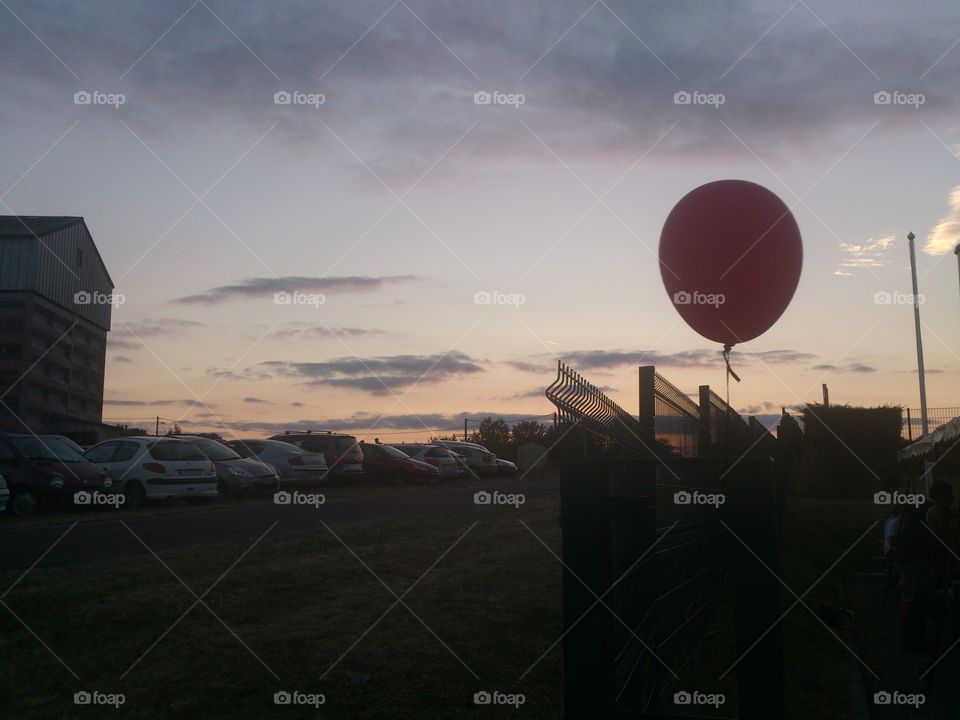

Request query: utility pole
[
  {"left": 822, "top": 383, "right": 829, "bottom": 407},
  {"left": 464, "top": 418, "right": 468, "bottom": 442},
  {"left": 155, "top": 416, "right": 159, "bottom": 437},
  {"left": 907, "top": 232, "right": 930, "bottom": 439}
]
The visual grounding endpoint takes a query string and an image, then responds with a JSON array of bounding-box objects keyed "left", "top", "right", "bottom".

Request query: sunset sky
[{"left": 2, "top": 0, "right": 959, "bottom": 440}]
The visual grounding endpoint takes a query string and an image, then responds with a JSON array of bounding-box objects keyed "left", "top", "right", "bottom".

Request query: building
[{"left": 0, "top": 216, "right": 114, "bottom": 443}]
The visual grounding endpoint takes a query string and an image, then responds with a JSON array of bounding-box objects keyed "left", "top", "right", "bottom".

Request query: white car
[
  {"left": 433, "top": 441, "right": 497, "bottom": 477},
  {"left": 83, "top": 437, "right": 218, "bottom": 508},
  {"left": 392, "top": 444, "right": 460, "bottom": 479}
]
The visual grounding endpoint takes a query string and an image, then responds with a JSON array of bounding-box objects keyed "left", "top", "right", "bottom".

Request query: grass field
[{"left": 0, "top": 477, "right": 887, "bottom": 719}]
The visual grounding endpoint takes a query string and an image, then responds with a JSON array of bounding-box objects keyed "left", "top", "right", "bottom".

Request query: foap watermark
[
  {"left": 274, "top": 90, "right": 325, "bottom": 108},
  {"left": 674, "top": 690, "right": 726, "bottom": 709},
  {"left": 874, "top": 290, "right": 923, "bottom": 305},
  {"left": 473, "top": 690, "right": 525, "bottom": 708},
  {"left": 674, "top": 90, "right": 725, "bottom": 108},
  {"left": 273, "top": 690, "right": 326, "bottom": 708},
  {"left": 474, "top": 290, "right": 525, "bottom": 308},
  {"left": 474, "top": 490, "right": 525, "bottom": 509},
  {"left": 874, "top": 491, "right": 924, "bottom": 508},
  {"left": 74, "top": 290, "right": 125, "bottom": 307},
  {"left": 74, "top": 90, "right": 126, "bottom": 108},
  {"left": 674, "top": 490, "right": 725, "bottom": 509},
  {"left": 672, "top": 290, "right": 724, "bottom": 308},
  {"left": 474, "top": 90, "right": 525, "bottom": 108},
  {"left": 873, "top": 91, "right": 925, "bottom": 108},
  {"left": 74, "top": 490, "right": 124, "bottom": 508},
  {"left": 274, "top": 291, "right": 325, "bottom": 307},
  {"left": 274, "top": 490, "right": 325, "bottom": 508},
  {"left": 74, "top": 690, "right": 125, "bottom": 709},
  {"left": 873, "top": 690, "right": 925, "bottom": 708}
]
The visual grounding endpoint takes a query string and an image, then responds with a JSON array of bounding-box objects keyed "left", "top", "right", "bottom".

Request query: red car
[
  {"left": 0, "top": 433, "right": 112, "bottom": 516},
  {"left": 360, "top": 443, "right": 440, "bottom": 484}
]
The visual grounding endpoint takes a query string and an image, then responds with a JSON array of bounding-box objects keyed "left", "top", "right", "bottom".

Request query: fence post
[
  {"left": 561, "top": 459, "right": 615, "bottom": 717},
  {"left": 639, "top": 366, "right": 655, "bottom": 439},
  {"left": 698, "top": 385, "right": 711, "bottom": 457},
  {"left": 724, "top": 457, "right": 783, "bottom": 720}
]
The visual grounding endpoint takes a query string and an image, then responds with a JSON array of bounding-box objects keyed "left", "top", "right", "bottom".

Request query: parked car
[
  {"left": 0, "top": 473, "right": 8, "bottom": 513},
  {"left": 177, "top": 435, "right": 279, "bottom": 496},
  {"left": 496, "top": 458, "right": 519, "bottom": 477},
  {"left": 359, "top": 442, "right": 440, "bottom": 484},
  {"left": 225, "top": 439, "right": 328, "bottom": 487},
  {"left": 1, "top": 433, "right": 112, "bottom": 516},
  {"left": 42, "top": 435, "right": 86, "bottom": 454},
  {"left": 269, "top": 431, "right": 364, "bottom": 480},
  {"left": 84, "top": 436, "right": 217, "bottom": 507},
  {"left": 433, "top": 441, "right": 497, "bottom": 477},
  {"left": 392, "top": 444, "right": 460, "bottom": 479}
]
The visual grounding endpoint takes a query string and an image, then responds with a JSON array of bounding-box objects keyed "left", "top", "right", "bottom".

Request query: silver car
[{"left": 226, "top": 439, "right": 328, "bottom": 487}]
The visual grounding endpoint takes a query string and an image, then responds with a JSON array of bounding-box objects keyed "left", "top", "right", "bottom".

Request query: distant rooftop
[{"left": 0, "top": 216, "right": 84, "bottom": 238}]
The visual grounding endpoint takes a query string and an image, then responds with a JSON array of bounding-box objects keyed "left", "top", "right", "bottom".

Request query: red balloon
[{"left": 659, "top": 180, "right": 802, "bottom": 346}]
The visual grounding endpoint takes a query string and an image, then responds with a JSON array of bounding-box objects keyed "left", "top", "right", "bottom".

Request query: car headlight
[
  {"left": 103, "top": 477, "right": 113, "bottom": 488},
  {"left": 227, "top": 467, "right": 254, "bottom": 479},
  {"left": 49, "top": 477, "right": 65, "bottom": 488}
]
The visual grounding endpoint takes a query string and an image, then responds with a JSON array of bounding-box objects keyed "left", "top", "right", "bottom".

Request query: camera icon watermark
[
  {"left": 273, "top": 690, "right": 325, "bottom": 707},
  {"left": 873, "top": 490, "right": 924, "bottom": 508},
  {"left": 672, "top": 290, "right": 725, "bottom": 308},
  {"left": 873, "top": 91, "right": 925, "bottom": 108},
  {"left": 474, "top": 490, "right": 525, "bottom": 509},
  {"left": 474, "top": 90, "right": 525, "bottom": 108},
  {"left": 473, "top": 290, "right": 525, "bottom": 308},
  {"left": 74, "top": 690, "right": 125, "bottom": 708},
  {"left": 273, "top": 291, "right": 325, "bottom": 307},
  {"left": 74, "top": 90, "right": 126, "bottom": 108},
  {"left": 873, "top": 690, "right": 925, "bottom": 708},
  {"left": 673, "top": 490, "right": 725, "bottom": 508},
  {"left": 473, "top": 690, "right": 525, "bottom": 708},
  {"left": 274, "top": 90, "right": 325, "bottom": 108},
  {"left": 674, "top": 90, "right": 725, "bottom": 108},
  {"left": 74, "top": 290, "right": 125, "bottom": 307},
  {"left": 274, "top": 490, "right": 325, "bottom": 508},
  {"left": 74, "top": 490, "right": 125, "bottom": 508},
  {"left": 673, "top": 690, "right": 725, "bottom": 708},
  {"left": 873, "top": 290, "right": 923, "bottom": 305}
]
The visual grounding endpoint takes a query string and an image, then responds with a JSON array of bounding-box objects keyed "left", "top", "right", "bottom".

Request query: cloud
[
  {"left": 113, "top": 356, "right": 133, "bottom": 363},
  {"left": 244, "top": 397, "right": 272, "bottom": 404},
  {"left": 4, "top": 2, "right": 960, "bottom": 181},
  {"left": 103, "top": 398, "right": 218, "bottom": 407},
  {"left": 257, "top": 350, "right": 485, "bottom": 395},
  {"left": 926, "top": 186, "right": 960, "bottom": 255},
  {"left": 270, "top": 322, "right": 385, "bottom": 341},
  {"left": 834, "top": 235, "right": 895, "bottom": 276},
  {"left": 811, "top": 362, "right": 876, "bottom": 373},
  {"left": 517, "top": 348, "right": 816, "bottom": 372},
  {"left": 172, "top": 276, "right": 418, "bottom": 304},
  {"left": 109, "top": 318, "right": 205, "bottom": 350}
]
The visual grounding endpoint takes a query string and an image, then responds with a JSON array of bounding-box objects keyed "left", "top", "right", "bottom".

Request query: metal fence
[
  {"left": 902, "top": 407, "right": 960, "bottom": 441},
  {"left": 546, "top": 361, "right": 653, "bottom": 455}
]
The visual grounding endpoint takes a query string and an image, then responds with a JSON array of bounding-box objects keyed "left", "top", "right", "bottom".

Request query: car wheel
[
  {"left": 124, "top": 481, "right": 146, "bottom": 509},
  {"left": 11, "top": 489, "right": 38, "bottom": 517},
  {"left": 217, "top": 477, "right": 231, "bottom": 498}
]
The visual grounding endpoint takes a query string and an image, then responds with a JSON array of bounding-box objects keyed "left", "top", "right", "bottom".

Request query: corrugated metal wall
[{"left": 0, "top": 221, "right": 114, "bottom": 331}]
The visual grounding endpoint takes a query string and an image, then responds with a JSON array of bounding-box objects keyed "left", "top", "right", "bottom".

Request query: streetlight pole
[{"left": 907, "top": 232, "right": 930, "bottom": 439}]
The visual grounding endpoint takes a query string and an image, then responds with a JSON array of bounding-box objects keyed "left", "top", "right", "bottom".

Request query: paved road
[{"left": 0, "top": 476, "right": 558, "bottom": 572}]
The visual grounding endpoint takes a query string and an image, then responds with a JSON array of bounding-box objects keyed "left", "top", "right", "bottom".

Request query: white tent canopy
[{"left": 898, "top": 416, "right": 960, "bottom": 461}]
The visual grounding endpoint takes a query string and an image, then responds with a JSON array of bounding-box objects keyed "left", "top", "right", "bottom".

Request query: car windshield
[
  {"left": 148, "top": 441, "right": 207, "bottom": 461},
  {"left": 188, "top": 438, "right": 240, "bottom": 461},
  {"left": 9, "top": 436, "right": 86, "bottom": 462},
  {"left": 381, "top": 445, "right": 411, "bottom": 459}
]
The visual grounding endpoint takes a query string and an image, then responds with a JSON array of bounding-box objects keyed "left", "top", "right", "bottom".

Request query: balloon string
[{"left": 722, "top": 344, "right": 741, "bottom": 469}]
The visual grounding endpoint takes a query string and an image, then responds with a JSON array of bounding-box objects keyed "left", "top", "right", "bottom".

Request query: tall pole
[
  {"left": 907, "top": 232, "right": 930, "bottom": 438},
  {"left": 822, "top": 383, "right": 829, "bottom": 407},
  {"left": 464, "top": 418, "right": 468, "bottom": 442},
  {"left": 155, "top": 416, "right": 159, "bottom": 437},
  {"left": 955, "top": 243, "right": 960, "bottom": 314}
]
